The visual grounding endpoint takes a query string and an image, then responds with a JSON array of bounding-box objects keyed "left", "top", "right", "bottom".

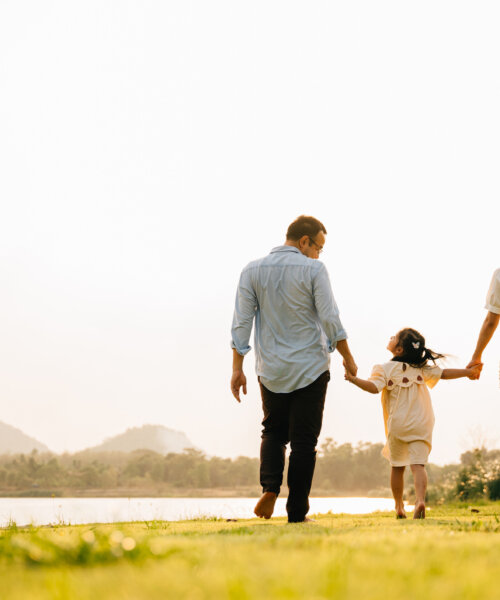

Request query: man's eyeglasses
[{"left": 309, "top": 237, "right": 323, "bottom": 254}]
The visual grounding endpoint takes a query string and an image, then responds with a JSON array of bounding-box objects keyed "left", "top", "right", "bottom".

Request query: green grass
[{"left": 2, "top": 503, "right": 500, "bottom": 599}]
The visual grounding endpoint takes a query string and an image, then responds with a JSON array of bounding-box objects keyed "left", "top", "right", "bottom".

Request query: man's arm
[
  {"left": 230, "top": 268, "right": 257, "bottom": 402},
  {"left": 336, "top": 339, "right": 358, "bottom": 378},
  {"left": 312, "top": 264, "right": 357, "bottom": 376},
  {"left": 467, "top": 311, "right": 500, "bottom": 372}
]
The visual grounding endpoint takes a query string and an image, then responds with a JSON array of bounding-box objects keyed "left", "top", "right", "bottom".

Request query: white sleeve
[
  {"left": 485, "top": 269, "right": 500, "bottom": 315},
  {"left": 422, "top": 365, "right": 442, "bottom": 389},
  {"left": 368, "top": 364, "right": 386, "bottom": 392},
  {"left": 312, "top": 263, "right": 347, "bottom": 352}
]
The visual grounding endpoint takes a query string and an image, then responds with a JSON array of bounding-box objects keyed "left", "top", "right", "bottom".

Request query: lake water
[{"left": 0, "top": 497, "right": 407, "bottom": 527}]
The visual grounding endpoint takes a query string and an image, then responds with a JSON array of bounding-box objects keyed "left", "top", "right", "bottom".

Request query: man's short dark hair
[{"left": 286, "top": 215, "right": 327, "bottom": 241}]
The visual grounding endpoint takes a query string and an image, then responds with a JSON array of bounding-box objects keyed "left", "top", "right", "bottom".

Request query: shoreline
[{"left": 0, "top": 487, "right": 392, "bottom": 499}]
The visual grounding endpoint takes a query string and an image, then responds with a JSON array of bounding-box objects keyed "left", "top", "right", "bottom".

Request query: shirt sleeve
[
  {"left": 485, "top": 269, "right": 500, "bottom": 314},
  {"left": 368, "top": 364, "right": 386, "bottom": 392},
  {"left": 230, "top": 267, "right": 257, "bottom": 356},
  {"left": 312, "top": 263, "right": 347, "bottom": 353},
  {"left": 422, "top": 365, "right": 443, "bottom": 389}
]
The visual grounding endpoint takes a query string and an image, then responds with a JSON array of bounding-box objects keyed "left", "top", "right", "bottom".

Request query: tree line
[{"left": 0, "top": 438, "right": 498, "bottom": 501}]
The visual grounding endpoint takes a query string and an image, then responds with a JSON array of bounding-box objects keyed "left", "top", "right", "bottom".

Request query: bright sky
[{"left": 0, "top": 1, "right": 499, "bottom": 465}]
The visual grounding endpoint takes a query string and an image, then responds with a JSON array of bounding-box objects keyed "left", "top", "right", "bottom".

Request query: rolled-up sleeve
[
  {"left": 312, "top": 263, "right": 347, "bottom": 352},
  {"left": 230, "top": 268, "right": 257, "bottom": 355}
]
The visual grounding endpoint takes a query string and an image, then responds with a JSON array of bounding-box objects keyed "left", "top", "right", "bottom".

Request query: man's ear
[{"left": 298, "top": 235, "right": 309, "bottom": 249}]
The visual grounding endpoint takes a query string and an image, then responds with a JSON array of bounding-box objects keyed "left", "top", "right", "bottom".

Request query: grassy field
[{"left": 2, "top": 503, "right": 500, "bottom": 599}]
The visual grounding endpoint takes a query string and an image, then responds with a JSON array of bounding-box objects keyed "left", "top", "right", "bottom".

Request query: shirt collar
[{"left": 270, "top": 245, "right": 301, "bottom": 254}]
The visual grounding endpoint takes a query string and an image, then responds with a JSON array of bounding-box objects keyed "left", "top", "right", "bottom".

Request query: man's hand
[
  {"left": 231, "top": 370, "right": 247, "bottom": 402},
  {"left": 344, "top": 369, "right": 356, "bottom": 383},
  {"left": 466, "top": 358, "right": 483, "bottom": 379},
  {"left": 336, "top": 340, "right": 358, "bottom": 377},
  {"left": 343, "top": 356, "right": 358, "bottom": 378}
]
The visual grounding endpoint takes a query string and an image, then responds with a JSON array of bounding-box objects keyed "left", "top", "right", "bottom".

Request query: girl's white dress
[{"left": 368, "top": 361, "right": 442, "bottom": 466}]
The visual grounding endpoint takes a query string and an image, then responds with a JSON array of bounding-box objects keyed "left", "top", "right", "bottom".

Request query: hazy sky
[{"left": 1, "top": 1, "right": 499, "bottom": 464}]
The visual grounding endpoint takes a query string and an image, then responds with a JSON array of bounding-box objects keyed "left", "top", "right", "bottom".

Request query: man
[
  {"left": 230, "top": 215, "right": 357, "bottom": 523},
  {"left": 467, "top": 268, "right": 500, "bottom": 377}
]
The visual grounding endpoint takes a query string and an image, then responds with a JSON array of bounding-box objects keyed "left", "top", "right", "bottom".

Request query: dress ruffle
[{"left": 386, "top": 373, "right": 425, "bottom": 390}]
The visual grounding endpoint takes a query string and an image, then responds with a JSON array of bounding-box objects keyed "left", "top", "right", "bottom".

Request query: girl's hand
[{"left": 344, "top": 370, "right": 356, "bottom": 383}]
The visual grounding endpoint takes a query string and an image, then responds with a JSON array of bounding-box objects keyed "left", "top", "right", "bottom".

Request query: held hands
[
  {"left": 343, "top": 357, "right": 358, "bottom": 384},
  {"left": 343, "top": 356, "right": 358, "bottom": 379},
  {"left": 231, "top": 370, "right": 247, "bottom": 403},
  {"left": 466, "top": 362, "right": 483, "bottom": 380},
  {"left": 344, "top": 367, "right": 356, "bottom": 384}
]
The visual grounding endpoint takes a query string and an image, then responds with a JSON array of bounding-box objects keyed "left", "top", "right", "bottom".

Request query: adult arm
[
  {"left": 313, "top": 264, "right": 358, "bottom": 376},
  {"left": 467, "top": 269, "right": 500, "bottom": 375},
  {"left": 337, "top": 340, "right": 358, "bottom": 378},
  {"left": 467, "top": 311, "right": 500, "bottom": 369},
  {"left": 230, "top": 268, "right": 257, "bottom": 402}
]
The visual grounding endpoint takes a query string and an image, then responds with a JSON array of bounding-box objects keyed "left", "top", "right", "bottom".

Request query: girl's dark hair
[{"left": 391, "top": 327, "right": 445, "bottom": 368}]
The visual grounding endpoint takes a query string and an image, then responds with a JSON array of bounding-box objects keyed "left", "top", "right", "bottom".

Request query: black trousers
[{"left": 259, "top": 371, "right": 330, "bottom": 522}]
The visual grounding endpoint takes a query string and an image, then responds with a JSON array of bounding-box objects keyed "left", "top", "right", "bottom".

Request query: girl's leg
[
  {"left": 410, "top": 464, "right": 427, "bottom": 519},
  {"left": 391, "top": 466, "right": 406, "bottom": 518}
]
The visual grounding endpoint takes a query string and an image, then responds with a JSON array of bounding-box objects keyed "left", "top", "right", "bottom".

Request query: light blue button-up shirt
[{"left": 231, "top": 245, "right": 347, "bottom": 393}]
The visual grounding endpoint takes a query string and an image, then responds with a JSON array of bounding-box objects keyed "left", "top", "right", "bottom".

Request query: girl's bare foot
[
  {"left": 413, "top": 502, "right": 426, "bottom": 519},
  {"left": 395, "top": 502, "right": 406, "bottom": 519},
  {"left": 254, "top": 492, "right": 277, "bottom": 519}
]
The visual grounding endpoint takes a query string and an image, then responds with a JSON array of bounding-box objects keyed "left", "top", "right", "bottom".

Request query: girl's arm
[
  {"left": 344, "top": 372, "right": 379, "bottom": 394},
  {"left": 441, "top": 365, "right": 482, "bottom": 380}
]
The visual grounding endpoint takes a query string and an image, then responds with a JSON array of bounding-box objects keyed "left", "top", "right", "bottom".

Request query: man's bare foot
[
  {"left": 395, "top": 504, "right": 407, "bottom": 519},
  {"left": 254, "top": 492, "right": 277, "bottom": 519},
  {"left": 413, "top": 502, "right": 426, "bottom": 519}
]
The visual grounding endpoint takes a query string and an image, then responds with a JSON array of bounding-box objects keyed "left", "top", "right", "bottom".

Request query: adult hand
[
  {"left": 344, "top": 369, "right": 356, "bottom": 383},
  {"left": 231, "top": 370, "right": 247, "bottom": 402},
  {"left": 343, "top": 356, "right": 358, "bottom": 378},
  {"left": 466, "top": 358, "right": 483, "bottom": 379},
  {"left": 466, "top": 363, "right": 483, "bottom": 380}
]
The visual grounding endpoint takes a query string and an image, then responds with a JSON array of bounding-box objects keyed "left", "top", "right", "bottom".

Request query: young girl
[{"left": 345, "top": 328, "right": 482, "bottom": 519}]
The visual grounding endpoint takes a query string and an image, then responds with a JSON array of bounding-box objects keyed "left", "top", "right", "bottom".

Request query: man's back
[{"left": 231, "top": 245, "right": 346, "bottom": 393}]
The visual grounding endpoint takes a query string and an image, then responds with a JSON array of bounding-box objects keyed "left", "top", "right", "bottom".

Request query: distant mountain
[
  {"left": 86, "top": 425, "right": 196, "bottom": 454},
  {"left": 0, "top": 421, "right": 51, "bottom": 454}
]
